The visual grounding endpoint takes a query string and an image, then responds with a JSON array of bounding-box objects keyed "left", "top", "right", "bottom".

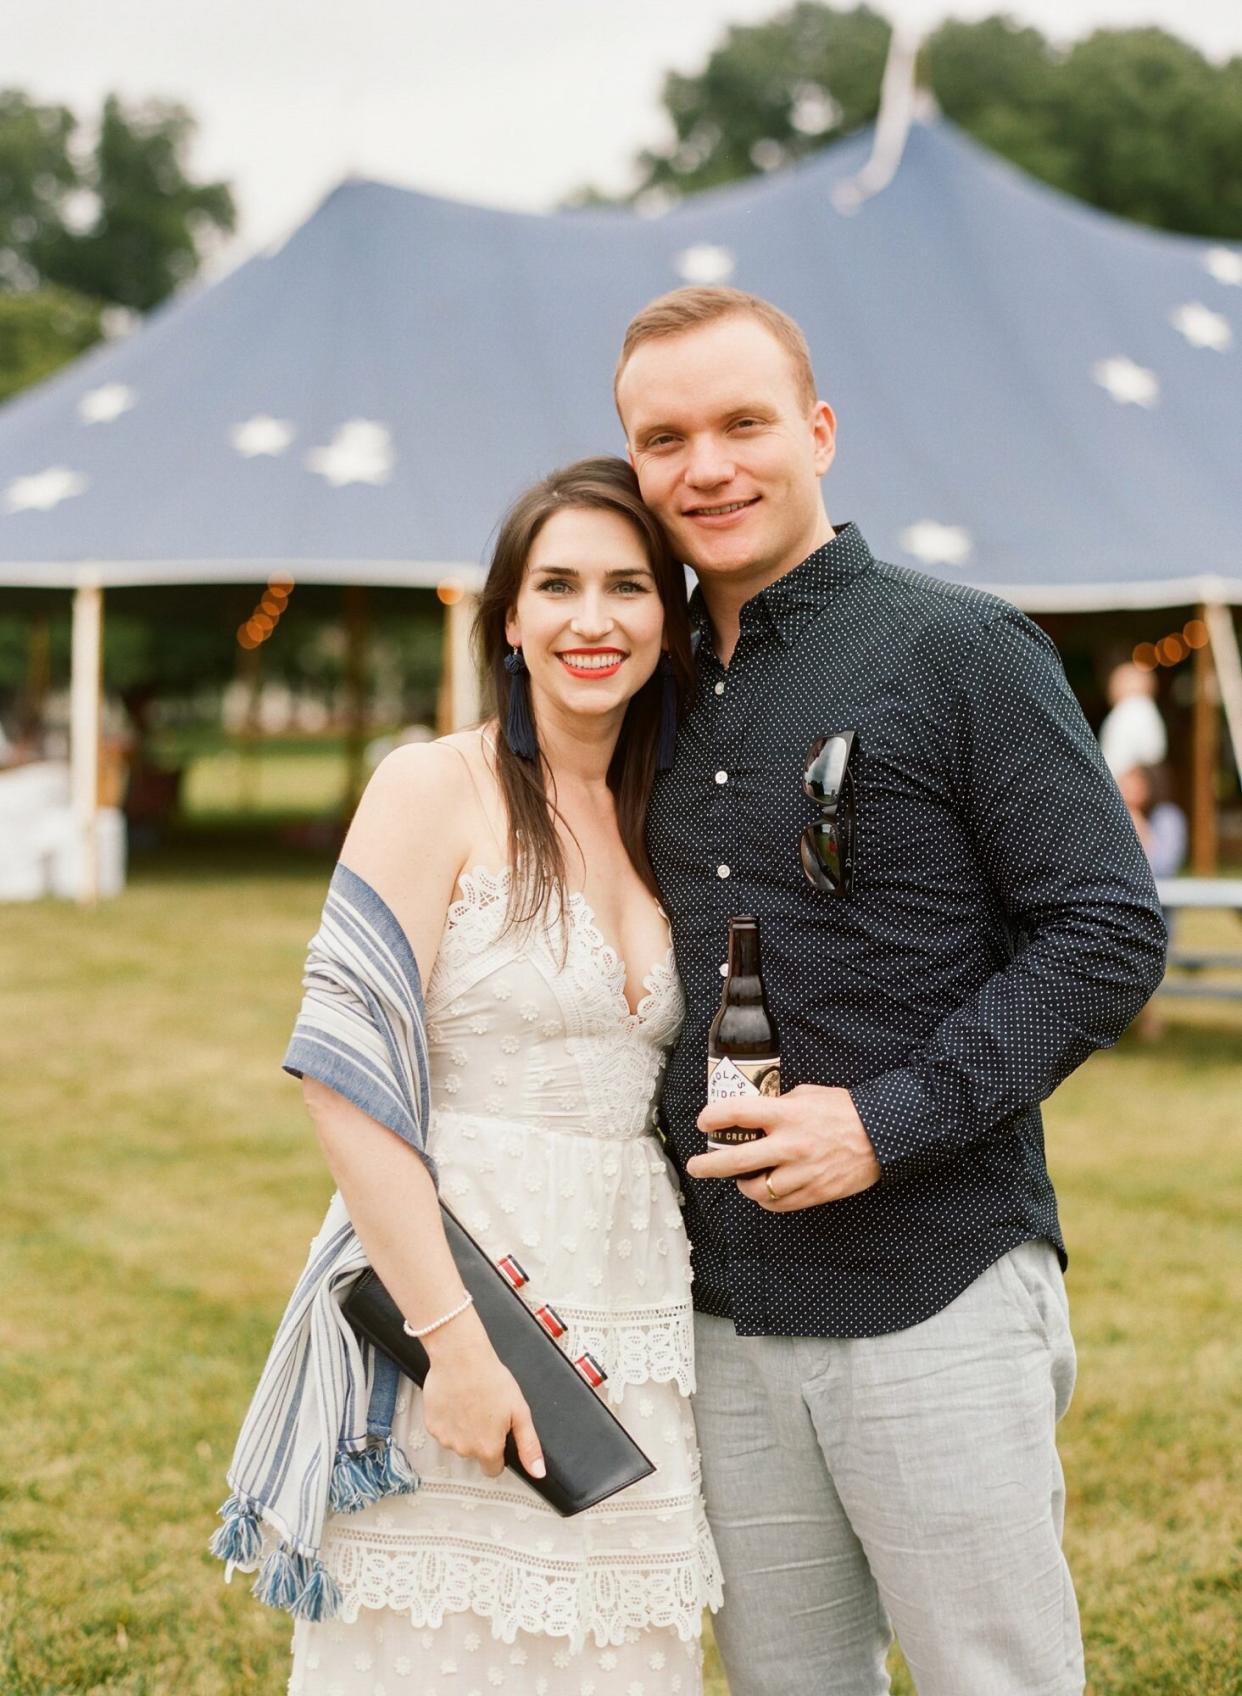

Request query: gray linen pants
[{"left": 694, "top": 1242, "right": 1085, "bottom": 1696}]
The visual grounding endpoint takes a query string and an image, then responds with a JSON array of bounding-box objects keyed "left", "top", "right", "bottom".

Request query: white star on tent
[
  {"left": 674, "top": 244, "right": 736, "bottom": 285},
  {"left": 1170, "top": 302, "right": 1233, "bottom": 351},
  {"left": 306, "top": 419, "right": 394, "bottom": 486},
  {"left": 900, "top": 520, "right": 973, "bottom": 567},
  {"left": 1203, "top": 247, "right": 1242, "bottom": 287},
  {"left": 1092, "top": 356, "right": 1160, "bottom": 407},
  {"left": 78, "top": 383, "right": 135, "bottom": 424},
  {"left": 5, "top": 466, "right": 89, "bottom": 513},
  {"left": 231, "top": 415, "right": 295, "bottom": 457}
]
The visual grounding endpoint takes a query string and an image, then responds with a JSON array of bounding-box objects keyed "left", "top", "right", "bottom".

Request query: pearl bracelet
[{"left": 402, "top": 1291, "right": 475, "bottom": 1339}]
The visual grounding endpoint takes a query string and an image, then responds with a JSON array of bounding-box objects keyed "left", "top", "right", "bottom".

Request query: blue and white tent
[{"left": 0, "top": 115, "right": 1238, "bottom": 611}]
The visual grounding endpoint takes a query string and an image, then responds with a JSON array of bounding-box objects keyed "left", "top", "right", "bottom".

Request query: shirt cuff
[{"left": 848, "top": 1068, "right": 944, "bottom": 1185}]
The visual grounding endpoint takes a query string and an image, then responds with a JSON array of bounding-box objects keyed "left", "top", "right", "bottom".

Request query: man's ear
[{"left": 811, "top": 401, "right": 837, "bottom": 478}]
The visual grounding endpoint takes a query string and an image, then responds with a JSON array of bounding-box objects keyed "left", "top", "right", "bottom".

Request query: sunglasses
[{"left": 800, "top": 730, "right": 857, "bottom": 896}]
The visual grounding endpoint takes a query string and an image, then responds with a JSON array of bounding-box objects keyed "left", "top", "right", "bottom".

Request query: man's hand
[{"left": 688, "top": 1085, "right": 881, "bottom": 1210}]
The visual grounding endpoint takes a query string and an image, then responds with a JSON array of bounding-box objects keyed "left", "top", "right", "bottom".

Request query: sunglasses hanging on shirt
[{"left": 800, "top": 730, "right": 858, "bottom": 897}]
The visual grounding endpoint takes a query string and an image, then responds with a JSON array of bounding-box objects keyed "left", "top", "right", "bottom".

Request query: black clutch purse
[{"left": 341, "top": 1203, "right": 655, "bottom": 1516}]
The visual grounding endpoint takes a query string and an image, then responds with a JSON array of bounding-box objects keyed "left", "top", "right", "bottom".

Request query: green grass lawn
[
  {"left": 178, "top": 739, "right": 355, "bottom": 823},
  {"left": 1, "top": 866, "right": 1238, "bottom": 1694}
]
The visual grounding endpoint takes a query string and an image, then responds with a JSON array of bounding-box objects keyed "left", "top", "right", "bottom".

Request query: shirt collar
[{"left": 688, "top": 522, "right": 874, "bottom": 653}]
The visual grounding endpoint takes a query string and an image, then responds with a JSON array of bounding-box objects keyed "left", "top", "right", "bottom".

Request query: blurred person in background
[
  {"left": 1117, "top": 762, "right": 1187, "bottom": 1041},
  {"left": 1099, "top": 659, "right": 1167, "bottom": 778},
  {"left": 211, "top": 457, "right": 722, "bottom": 1694},
  {"left": 1116, "top": 763, "right": 1188, "bottom": 884}
]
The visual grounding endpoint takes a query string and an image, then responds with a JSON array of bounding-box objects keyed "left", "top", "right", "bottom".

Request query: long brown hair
[{"left": 474, "top": 456, "right": 694, "bottom": 929}]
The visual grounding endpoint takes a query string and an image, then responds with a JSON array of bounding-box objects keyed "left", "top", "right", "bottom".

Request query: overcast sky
[{"left": 10, "top": 0, "right": 1242, "bottom": 267}]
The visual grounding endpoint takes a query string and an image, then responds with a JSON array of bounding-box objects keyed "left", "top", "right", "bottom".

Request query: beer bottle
[{"left": 706, "top": 916, "right": 781, "bottom": 1150}]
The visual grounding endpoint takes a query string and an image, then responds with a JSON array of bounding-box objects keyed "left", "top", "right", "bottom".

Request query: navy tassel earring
[
  {"left": 503, "top": 647, "right": 539, "bottom": 760},
  {"left": 656, "top": 653, "right": 679, "bottom": 772}
]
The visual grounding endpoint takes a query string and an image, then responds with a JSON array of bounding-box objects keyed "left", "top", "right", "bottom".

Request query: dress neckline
[{"left": 448, "top": 864, "right": 675, "bottom": 1023}]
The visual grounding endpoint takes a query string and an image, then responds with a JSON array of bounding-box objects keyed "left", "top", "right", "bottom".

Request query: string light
[
  {"left": 1132, "top": 618, "right": 1210, "bottom": 672},
  {"left": 237, "top": 574, "right": 296, "bottom": 649},
  {"left": 437, "top": 579, "right": 464, "bottom": 606}
]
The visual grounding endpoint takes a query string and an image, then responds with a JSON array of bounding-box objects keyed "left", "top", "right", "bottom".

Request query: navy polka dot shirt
[{"left": 647, "top": 524, "right": 1167, "bottom": 1338}]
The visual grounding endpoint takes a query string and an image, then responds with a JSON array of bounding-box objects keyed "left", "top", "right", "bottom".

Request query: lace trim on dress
[
  {"left": 445, "top": 864, "right": 512, "bottom": 932},
  {"left": 322, "top": 1520, "right": 724, "bottom": 1651},
  {"left": 443, "top": 866, "right": 682, "bottom": 1033},
  {"left": 407, "top": 1478, "right": 706, "bottom": 1518},
  {"left": 553, "top": 1302, "right": 695, "bottom": 1402},
  {"left": 559, "top": 891, "right": 676, "bottom": 1029}
]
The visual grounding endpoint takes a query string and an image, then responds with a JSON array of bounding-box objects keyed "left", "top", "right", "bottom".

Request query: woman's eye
[
  {"left": 614, "top": 581, "right": 649, "bottom": 595},
  {"left": 539, "top": 579, "right": 573, "bottom": 594}
]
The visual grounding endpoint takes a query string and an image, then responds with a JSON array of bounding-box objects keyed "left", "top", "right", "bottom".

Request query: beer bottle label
[{"left": 705, "top": 1054, "right": 781, "bottom": 1146}]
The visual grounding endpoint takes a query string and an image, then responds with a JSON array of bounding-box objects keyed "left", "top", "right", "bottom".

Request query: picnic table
[{"left": 1155, "top": 878, "right": 1242, "bottom": 1000}]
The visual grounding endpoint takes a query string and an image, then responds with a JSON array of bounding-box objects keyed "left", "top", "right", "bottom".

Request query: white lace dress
[{"left": 288, "top": 867, "right": 722, "bottom": 1695}]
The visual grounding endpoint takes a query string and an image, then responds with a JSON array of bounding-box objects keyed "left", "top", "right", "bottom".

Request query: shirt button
[
  {"left": 714, "top": 681, "right": 726, "bottom": 696},
  {"left": 717, "top": 864, "right": 730, "bottom": 879},
  {"left": 714, "top": 770, "right": 728, "bottom": 785}
]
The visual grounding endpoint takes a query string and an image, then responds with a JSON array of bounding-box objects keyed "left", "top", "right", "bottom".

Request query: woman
[{"left": 211, "top": 458, "right": 721, "bottom": 1692}]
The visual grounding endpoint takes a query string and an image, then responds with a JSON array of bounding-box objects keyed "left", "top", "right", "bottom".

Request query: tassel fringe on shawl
[{"left": 209, "top": 863, "right": 436, "bottom": 1620}]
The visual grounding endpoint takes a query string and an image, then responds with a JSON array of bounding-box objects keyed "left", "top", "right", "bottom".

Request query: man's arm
[
  {"left": 849, "top": 609, "right": 1167, "bottom": 1181},
  {"left": 691, "top": 610, "right": 1167, "bottom": 1207}
]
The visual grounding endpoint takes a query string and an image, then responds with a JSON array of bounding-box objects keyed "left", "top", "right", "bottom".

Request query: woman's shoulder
[
  {"left": 341, "top": 731, "right": 503, "bottom": 888},
  {"left": 361, "top": 730, "right": 493, "bottom": 813},
  {"left": 338, "top": 733, "right": 502, "bottom": 973}
]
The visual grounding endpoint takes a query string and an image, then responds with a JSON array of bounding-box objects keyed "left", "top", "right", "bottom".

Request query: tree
[
  {"left": 931, "top": 20, "right": 1242, "bottom": 239},
  {"left": 628, "top": 3, "right": 891, "bottom": 200},
  {"left": 0, "top": 90, "right": 78, "bottom": 291},
  {"left": 0, "top": 88, "right": 236, "bottom": 397},
  {"left": 0, "top": 286, "right": 103, "bottom": 402},
  {"left": 598, "top": 6, "right": 1242, "bottom": 240},
  {"left": 1045, "top": 29, "right": 1242, "bottom": 238},
  {"left": 38, "top": 95, "right": 237, "bottom": 313},
  {"left": 921, "top": 16, "right": 1073, "bottom": 191}
]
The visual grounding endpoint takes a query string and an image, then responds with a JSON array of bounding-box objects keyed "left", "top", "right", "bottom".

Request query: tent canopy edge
[{"left": 0, "top": 558, "right": 487, "bottom": 592}]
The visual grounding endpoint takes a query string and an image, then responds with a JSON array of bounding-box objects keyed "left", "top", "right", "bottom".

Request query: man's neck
[{"left": 700, "top": 520, "right": 836, "bottom": 667}]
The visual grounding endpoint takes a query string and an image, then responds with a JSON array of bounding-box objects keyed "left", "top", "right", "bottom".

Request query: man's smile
[{"left": 683, "top": 496, "right": 761, "bottom": 525}]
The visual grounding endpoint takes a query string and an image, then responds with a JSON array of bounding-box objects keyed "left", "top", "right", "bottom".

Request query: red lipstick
[{"left": 556, "top": 647, "right": 627, "bottom": 680}]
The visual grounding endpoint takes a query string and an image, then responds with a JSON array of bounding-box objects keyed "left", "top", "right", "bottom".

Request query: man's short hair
[{"left": 614, "top": 286, "right": 818, "bottom": 417}]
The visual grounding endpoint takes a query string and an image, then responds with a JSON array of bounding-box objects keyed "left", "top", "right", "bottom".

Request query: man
[{"left": 614, "top": 287, "right": 1167, "bottom": 1696}]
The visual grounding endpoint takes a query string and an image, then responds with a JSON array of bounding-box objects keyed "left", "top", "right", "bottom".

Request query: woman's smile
[{"left": 556, "top": 647, "right": 627, "bottom": 679}]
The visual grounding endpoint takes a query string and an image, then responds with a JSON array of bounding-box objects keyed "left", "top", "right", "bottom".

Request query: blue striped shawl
[{"left": 209, "top": 863, "right": 436, "bottom": 1621}]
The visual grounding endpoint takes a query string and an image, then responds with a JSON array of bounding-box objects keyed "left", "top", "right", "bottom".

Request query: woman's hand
[{"left": 420, "top": 1307, "right": 545, "bottom": 1479}]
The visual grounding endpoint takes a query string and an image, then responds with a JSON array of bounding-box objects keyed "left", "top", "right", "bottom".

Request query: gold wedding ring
[{"left": 764, "top": 1172, "right": 779, "bottom": 1204}]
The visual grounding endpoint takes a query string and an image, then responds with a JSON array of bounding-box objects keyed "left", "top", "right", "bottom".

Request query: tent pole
[
  {"left": 343, "top": 585, "right": 369, "bottom": 812},
  {"left": 70, "top": 577, "right": 103, "bottom": 906},
  {"left": 1190, "top": 604, "right": 1221, "bottom": 873},
  {"left": 449, "top": 592, "right": 480, "bottom": 731},
  {"left": 436, "top": 590, "right": 481, "bottom": 735},
  {"left": 1203, "top": 602, "right": 1242, "bottom": 783}
]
